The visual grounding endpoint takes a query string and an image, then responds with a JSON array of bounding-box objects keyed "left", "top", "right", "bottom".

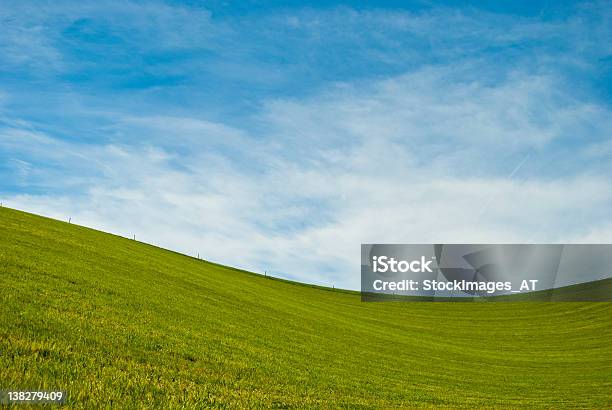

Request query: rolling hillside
[{"left": 1, "top": 207, "right": 611, "bottom": 408}]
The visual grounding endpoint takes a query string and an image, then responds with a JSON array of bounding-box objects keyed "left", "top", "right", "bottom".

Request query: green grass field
[{"left": 1, "top": 207, "right": 611, "bottom": 408}]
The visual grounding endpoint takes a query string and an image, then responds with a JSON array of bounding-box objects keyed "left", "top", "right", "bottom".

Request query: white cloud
[{"left": 3, "top": 64, "right": 612, "bottom": 289}]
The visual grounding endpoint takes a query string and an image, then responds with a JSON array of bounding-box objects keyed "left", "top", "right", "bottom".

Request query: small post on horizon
[
  {"left": 264, "top": 270, "right": 267, "bottom": 277},
  {"left": 68, "top": 217, "right": 71, "bottom": 223},
  {"left": 133, "top": 234, "right": 136, "bottom": 241}
]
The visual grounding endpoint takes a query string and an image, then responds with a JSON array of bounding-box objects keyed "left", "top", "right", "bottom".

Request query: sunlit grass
[{"left": 1, "top": 207, "right": 611, "bottom": 408}]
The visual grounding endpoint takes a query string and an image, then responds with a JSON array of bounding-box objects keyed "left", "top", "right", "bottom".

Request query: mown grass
[{"left": 1, "top": 207, "right": 611, "bottom": 408}]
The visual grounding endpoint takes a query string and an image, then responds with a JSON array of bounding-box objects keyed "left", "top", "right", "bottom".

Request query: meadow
[{"left": 1, "top": 207, "right": 611, "bottom": 408}]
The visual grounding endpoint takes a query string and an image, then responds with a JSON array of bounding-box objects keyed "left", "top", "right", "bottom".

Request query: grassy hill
[{"left": 1, "top": 207, "right": 611, "bottom": 408}]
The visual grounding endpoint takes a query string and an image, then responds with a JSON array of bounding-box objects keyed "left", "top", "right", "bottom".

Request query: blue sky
[{"left": 1, "top": 0, "right": 611, "bottom": 289}]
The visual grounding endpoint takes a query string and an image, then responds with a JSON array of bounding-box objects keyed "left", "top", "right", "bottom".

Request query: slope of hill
[{"left": 1, "top": 207, "right": 611, "bottom": 408}]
